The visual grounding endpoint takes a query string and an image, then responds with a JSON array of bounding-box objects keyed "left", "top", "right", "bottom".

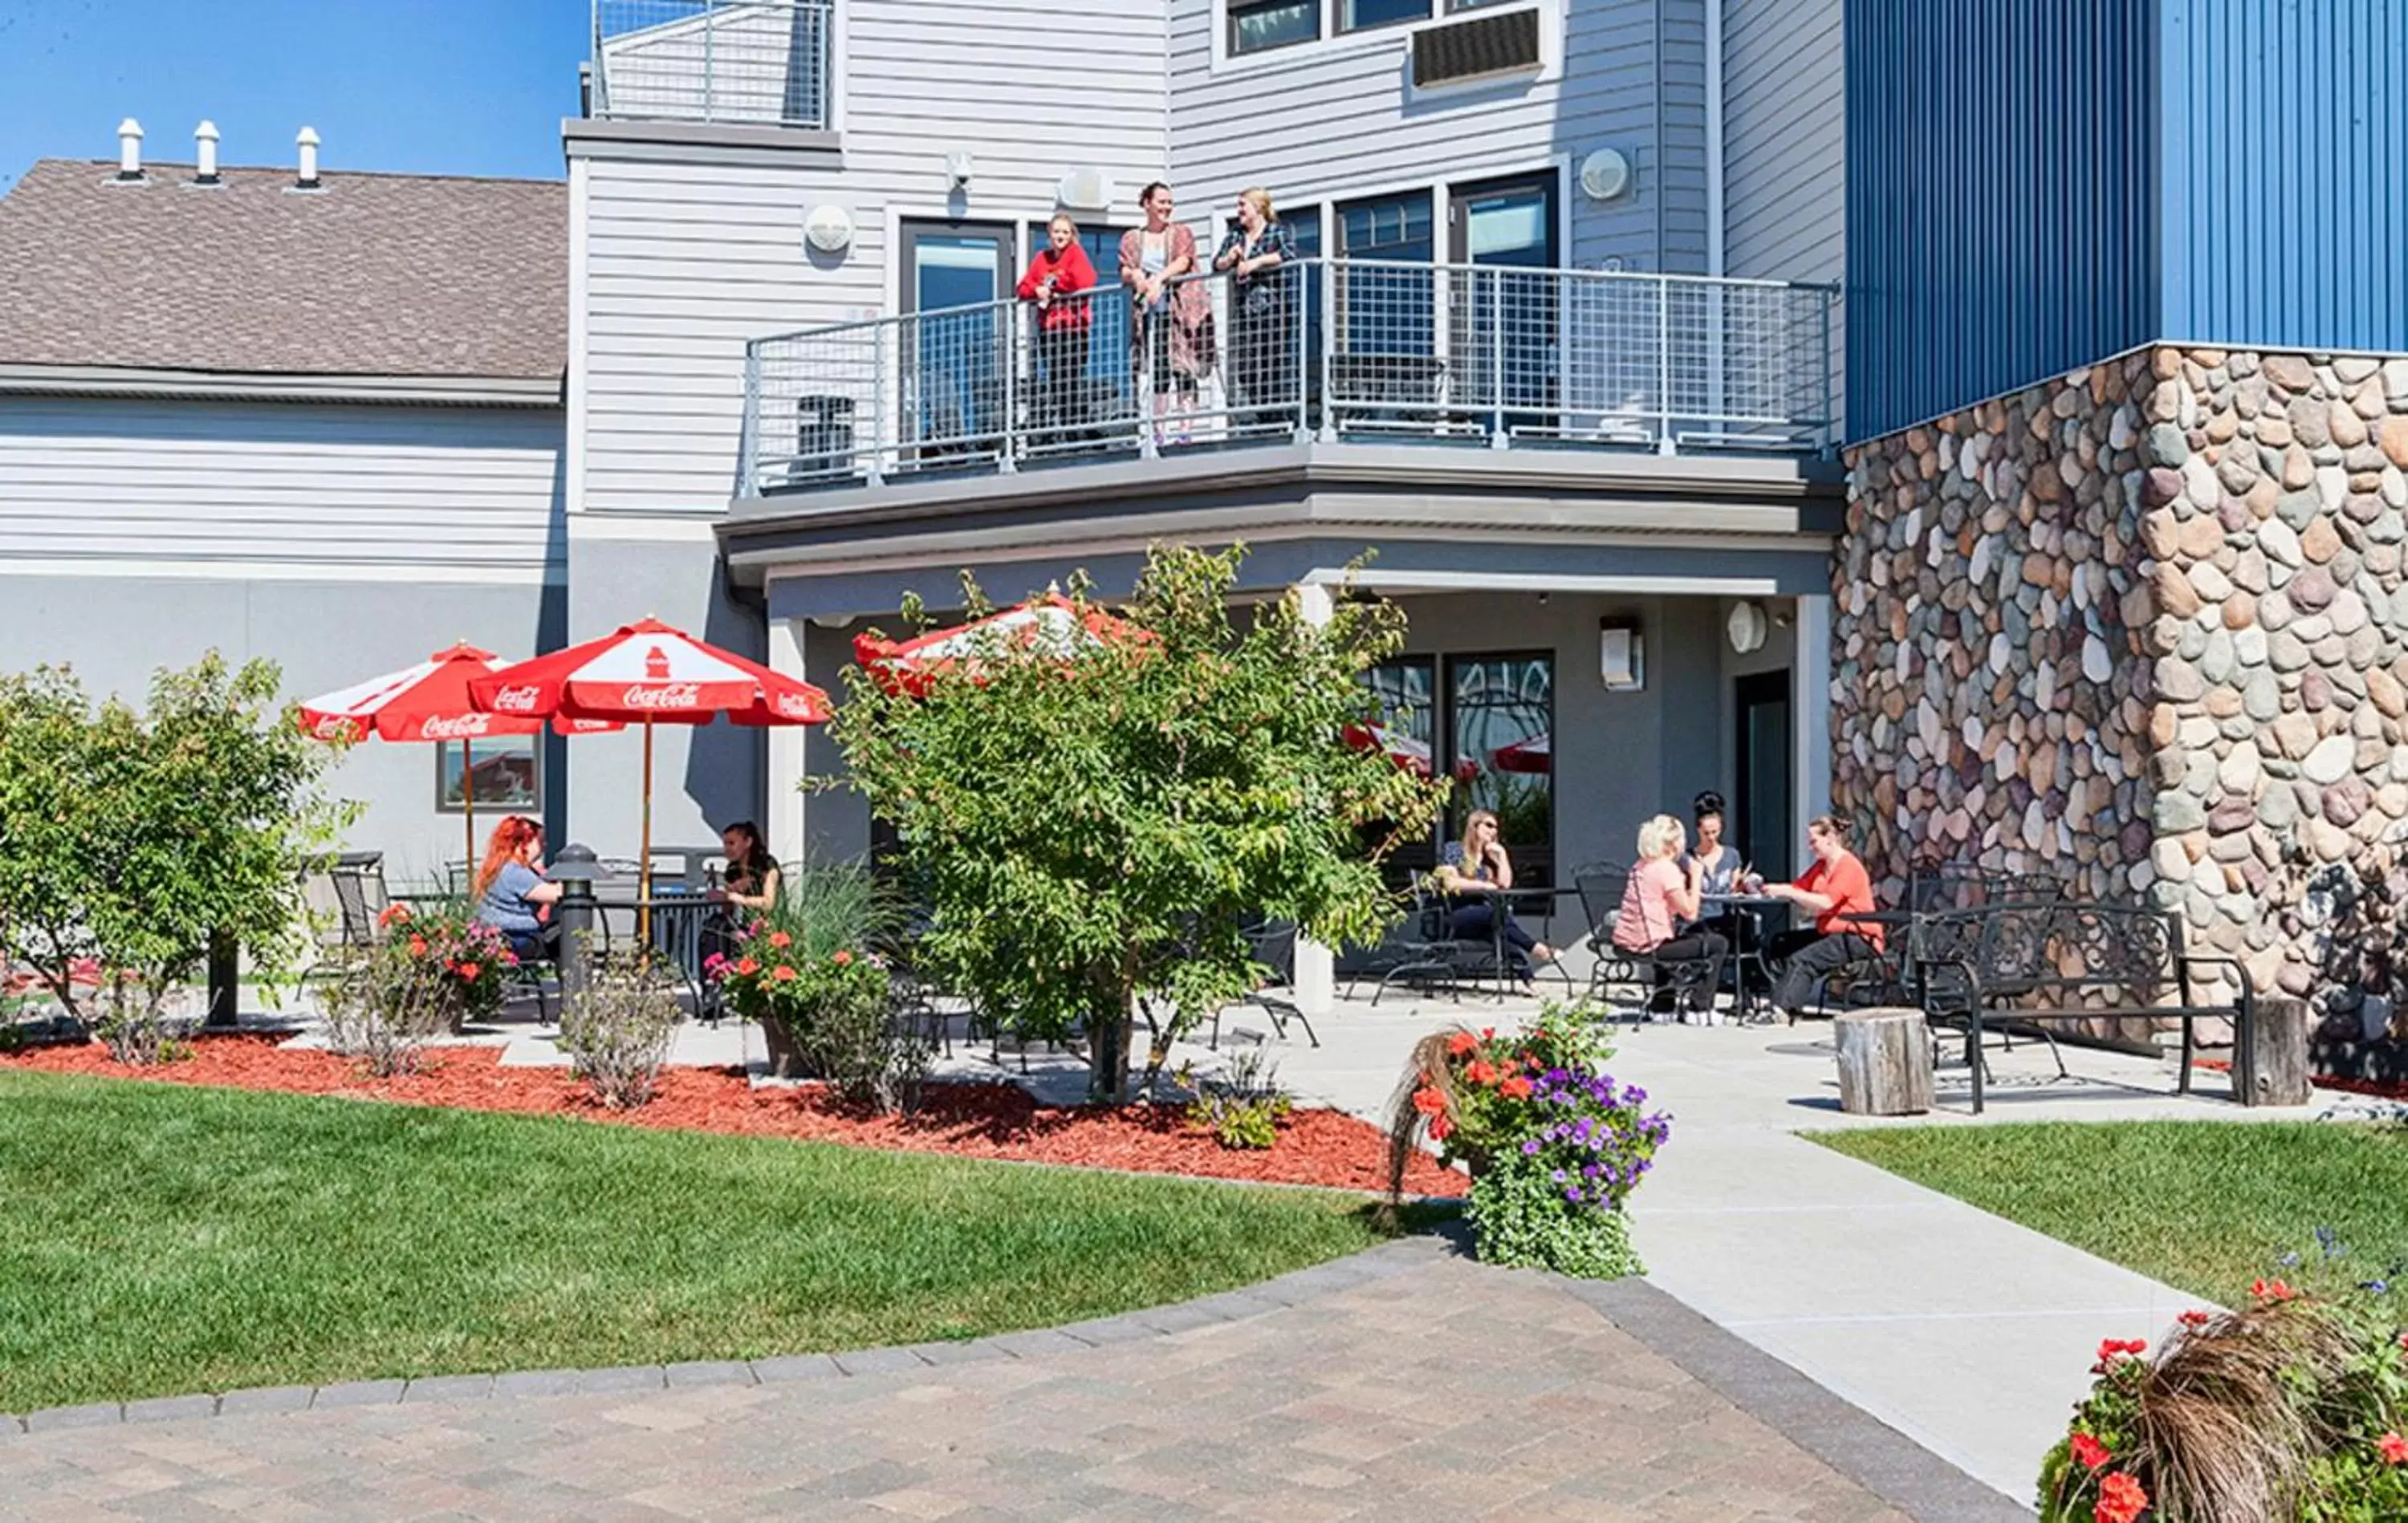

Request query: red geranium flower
[
  {"left": 1446, "top": 1031, "right": 1478, "bottom": 1057},
  {"left": 1411, "top": 1086, "right": 1447, "bottom": 1117},
  {"left": 2068, "top": 1432, "right": 2111, "bottom": 1471},
  {"left": 1427, "top": 1113, "right": 1453, "bottom": 1141},
  {"left": 1498, "top": 1075, "right": 1533, "bottom": 1101},
  {"left": 2093, "top": 1473, "right": 2148, "bottom": 1523},
  {"left": 2178, "top": 1310, "right": 2211, "bottom": 1328},
  {"left": 735, "top": 957, "right": 760, "bottom": 977},
  {"left": 407, "top": 935, "right": 429, "bottom": 958},
  {"left": 455, "top": 961, "right": 480, "bottom": 981},
  {"left": 2251, "top": 1277, "right": 2298, "bottom": 1302},
  {"left": 772, "top": 965, "right": 797, "bottom": 982},
  {"left": 832, "top": 950, "right": 853, "bottom": 966},
  {"left": 767, "top": 931, "right": 792, "bottom": 949},
  {"left": 376, "top": 904, "right": 410, "bottom": 928},
  {"left": 2379, "top": 1432, "right": 2408, "bottom": 1466},
  {"left": 1464, "top": 1059, "right": 1499, "bottom": 1086}
]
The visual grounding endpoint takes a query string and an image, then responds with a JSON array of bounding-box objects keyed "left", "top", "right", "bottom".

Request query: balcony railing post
[
  {"left": 1489, "top": 268, "right": 1508, "bottom": 450},
  {"left": 1819, "top": 285, "right": 1837, "bottom": 456},
  {"left": 738, "top": 343, "right": 762, "bottom": 493},
  {"left": 702, "top": 0, "right": 717, "bottom": 124},
  {"left": 1655, "top": 274, "right": 1676, "bottom": 457},
  {"left": 1291, "top": 261, "right": 1309, "bottom": 445},
  {"left": 1317, "top": 259, "right": 1338, "bottom": 443},
  {"left": 999, "top": 303, "right": 1019, "bottom": 473},
  {"left": 867, "top": 323, "right": 887, "bottom": 488}
]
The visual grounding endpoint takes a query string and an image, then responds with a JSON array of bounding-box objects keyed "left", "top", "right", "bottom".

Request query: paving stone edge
[{"left": 0, "top": 1234, "right": 1454, "bottom": 1436}]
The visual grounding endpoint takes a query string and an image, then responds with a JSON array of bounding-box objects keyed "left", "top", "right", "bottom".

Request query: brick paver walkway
[{"left": 0, "top": 1241, "right": 2019, "bottom": 1521}]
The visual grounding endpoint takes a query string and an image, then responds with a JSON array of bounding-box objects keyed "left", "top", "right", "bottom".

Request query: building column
[
  {"left": 1792, "top": 593, "right": 1832, "bottom": 833},
  {"left": 1291, "top": 583, "right": 1336, "bottom": 1015},
  {"left": 765, "top": 615, "right": 809, "bottom": 869}
]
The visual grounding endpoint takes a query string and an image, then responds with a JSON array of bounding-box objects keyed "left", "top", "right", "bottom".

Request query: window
[
  {"left": 1336, "top": 190, "right": 1436, "bottom": 368},
  {"left": 1230, "top": 0, "right": 1318, "bottom": 53},
  {"left": 1341, "top": 0, "right": 1430, "bottom": 31},
  {"left": 437, "top": 735, "right": 539, "bottom": 814},
  {"left": 1447, "top": 652, "right": 1553, "bottom": 872}
]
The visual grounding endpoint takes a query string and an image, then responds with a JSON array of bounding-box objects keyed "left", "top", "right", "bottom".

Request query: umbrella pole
[
  {"left": 639, "top": 718, "right": 653, "bottom": 951},
  {"left": 461, "top": 737, "right": 476, "bottom": 895}
]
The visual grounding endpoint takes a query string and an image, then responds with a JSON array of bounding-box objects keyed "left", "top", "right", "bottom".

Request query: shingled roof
[{"left": 0, "top": 159, "right": 565, "bottom": 383}]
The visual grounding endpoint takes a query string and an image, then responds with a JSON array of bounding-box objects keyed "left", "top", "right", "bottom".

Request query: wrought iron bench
[{"left": 1921, "top": 900, "right": 2252, "bottom": 1113}]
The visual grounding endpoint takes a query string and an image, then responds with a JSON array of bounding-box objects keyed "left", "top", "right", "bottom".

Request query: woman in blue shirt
[{"left": 472, "top": 815, "right": 563, "bottom": 960}]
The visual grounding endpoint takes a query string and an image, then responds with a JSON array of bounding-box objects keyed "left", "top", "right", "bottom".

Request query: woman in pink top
[{"left": 1612, "top": 814, "right": 1729, "bottom": 1019}]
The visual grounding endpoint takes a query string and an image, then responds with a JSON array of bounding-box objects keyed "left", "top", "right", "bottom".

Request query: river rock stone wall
[{"left": 1838, "top": 345, "right": 2408, "bottom": 1021}]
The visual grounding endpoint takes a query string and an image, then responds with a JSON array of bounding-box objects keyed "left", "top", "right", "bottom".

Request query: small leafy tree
[
  {"left": 0, "top": 657, "right": 351, "bottom": 1060},
  {"left": 833, "top": 543, "right": 1447, "bottom": 1103}
]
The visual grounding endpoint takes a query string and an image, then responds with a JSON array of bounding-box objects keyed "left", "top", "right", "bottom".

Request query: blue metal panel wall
[
  {"left": 1846, "top": 0, "right": 2157, "bottom": 440},
  {"left": 2157, "top": 0, "right": 2408, "bottom": 352}
]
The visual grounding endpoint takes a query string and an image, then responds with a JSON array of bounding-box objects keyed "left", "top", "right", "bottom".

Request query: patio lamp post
[{"left": 549, "top": 843, "right": 599, "bottom": 1007}]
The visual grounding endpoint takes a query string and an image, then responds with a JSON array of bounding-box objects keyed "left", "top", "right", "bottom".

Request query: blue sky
[{"left": 0, "top": 0, "right": 588, "bottom": 193}]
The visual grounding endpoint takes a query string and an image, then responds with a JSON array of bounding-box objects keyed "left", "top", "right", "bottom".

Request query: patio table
[
  {"left": 1698, "top": 892, "right": 1788, "bottom": 1023},
  {"left": 1466, "top": 884, "right": 1582, "bottom": 1001}
]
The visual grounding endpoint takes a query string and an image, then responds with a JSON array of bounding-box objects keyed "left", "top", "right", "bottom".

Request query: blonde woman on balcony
[
  {"left": 1213, "top": 186, "right": 1297, "bottom": 434},
  {"left": 1120, "top": 182, "right": 1213, "bottom": 445}
]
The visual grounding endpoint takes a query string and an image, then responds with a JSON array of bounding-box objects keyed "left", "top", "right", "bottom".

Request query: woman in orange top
[{"left": 1760, "top": 814, "right": 1885, "bottom": 1020}]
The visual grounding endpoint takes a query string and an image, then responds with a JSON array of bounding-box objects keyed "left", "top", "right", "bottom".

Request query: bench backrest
[
  {"left": 1905, "top": 862, "right": 2065, "bottom": 914},
  {"left": 1967, "top": 900, "right": 2186, "bottom": 998}
]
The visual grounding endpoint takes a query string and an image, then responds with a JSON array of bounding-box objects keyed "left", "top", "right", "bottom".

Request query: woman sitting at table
[
  {"left": 1760, "top": 814, "right": 1886, "bottom": 1021},
  {"left": 716, "top": 821, "right": 782, "bottom": 912},
  {"left": 1613, "top": 814, "right": 1727, "bottom": 1017},
  {"left": 1434, "top": 809, "right": 1558, "bottom": 967},
  {"left": 471, "top": 815, "right": 561, "bottom": 961}
]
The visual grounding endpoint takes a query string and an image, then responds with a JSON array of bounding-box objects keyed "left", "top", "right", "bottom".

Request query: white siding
[
  {"left": 0, "top": 397, "right": 564, "bottom": 575},
  {"left": 1166, "top": 0, "right": 1688, "bottom": 274},
  {"left": 1723, "top": 0, "right": 1845, "bottom": 427},
  {"left": 577, "top": 0, "right": 1171, "bottom": 516}
]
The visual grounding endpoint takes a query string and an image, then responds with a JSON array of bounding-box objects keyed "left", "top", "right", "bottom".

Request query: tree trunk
[
  {"left": 205, "top": 929, "right": 238, "bottom": 1030},
  {"left": 1834, "top": 1007, "right": 1934, "bottom": 1115},
  {"left": 2235, "top": 996, "right": 2310, "bottom": 1107}
]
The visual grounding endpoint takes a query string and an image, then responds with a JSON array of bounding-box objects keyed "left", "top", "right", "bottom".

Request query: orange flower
[
  {"left": 2178, "top": 1310, "right": 2211, "bottom": 1328},
  {"left": 2067, "top": 1432, "right": 2111, "bottom": 1471},
  {"left": 735, "top": 957, "right": 760, "bottom": 977},
  {"left": 2380, "top": 1432, "right": 2408, "bottom": 1466},
  {"left": 772, "top": 965, "right": 797, "bottom": 982},
  {"left": 767, "top": 931, "right": 792, "bottom": 949},
  {"left": 455, "top": 961, "right": 480, "bottom": 981},
  {"left": 1411, "top": 1086, "right": 1447, "bottom": 1117},
  {"left": 407, "top": 935, "right": 429, "bottom": 958},
  {"left": 1498, "top": 1075, "right": 1533, "bottom": 1100},
  {"left": 1464, "top": 1059, "right": 1499, "bottom": 1086},
  {"left": 832, "top": 949, "right": 853, "bottom": 966},
  {"left": 2093, "top": 1473, "right": 2147, "bottom": 1523},
  {"left": 1446, "top": 1031, "right": 1478, "bottom": 1057},
  {"left": 376, "top": 904, "right": 411, "bottom": 928},
  {"left": 2251, "top": 1277, "right": 2298, "bottom": 1302}
]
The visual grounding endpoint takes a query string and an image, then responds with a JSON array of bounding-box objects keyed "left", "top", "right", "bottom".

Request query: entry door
[
  {"left": 899, "top": 220, "right": 1013, "bottom": 464},
  {"left": 1448, "top": 173, "right": 1558, "bottom": 430},
  {"left": 1734, "top": 672, "right": 1792, "bottom": 881}
]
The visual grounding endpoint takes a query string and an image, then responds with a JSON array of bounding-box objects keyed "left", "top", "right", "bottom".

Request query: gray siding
[
  {"left": 1167, "top": 0, "right": 1690, "bottom": 274},
  {"left": 0, "top": 397, "right": 564, "bottom": 576},
  {"left": 1723, "top": 0, "right": 1845, "bottom": 425},
  {"left": 576, "top": 0, "right": 1171, "bottom": 517}
]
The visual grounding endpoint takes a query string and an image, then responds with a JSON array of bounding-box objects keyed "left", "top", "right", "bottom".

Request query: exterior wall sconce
[
  {"left": 944, "top": 149, "right": 974, "bottom": 189},
  {"left": 1578, "top": 147, "right": 1633, "bottom": 203},
  {"left": 804, "top": 203, "right": 854, "bottom": 254},
  {"left": 1600, "top": 619, "right": 1645, "bottom": 692}
]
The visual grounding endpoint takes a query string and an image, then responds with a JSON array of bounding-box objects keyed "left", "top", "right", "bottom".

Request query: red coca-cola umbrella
[
  {"left": 470, "top": 619, "right": 832, "bottom": 927},
  {"left": 853, "top": 595, "right": 1149, "bottom": 697},
  {"left": 1491, "top": 733, "right": 1552, "bottom": 775},
  {"left": 296, "top": 644, "right": 620, "bottom": 867},
  {"left": 1341, "top": 721, "right": 1434, "bottom": 778}
]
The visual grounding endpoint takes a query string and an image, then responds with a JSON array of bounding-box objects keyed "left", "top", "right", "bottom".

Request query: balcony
[
  {"left": 737, "top": 260, "right": 1836, "bottom": 500},
  {"left": 590, "top": 0, "right": 832, "bottom": 128}
]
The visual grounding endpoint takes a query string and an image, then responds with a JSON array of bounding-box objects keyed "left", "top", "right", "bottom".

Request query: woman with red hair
[{"left": 472, "top": 815, "right": 561, "bottom": 959}]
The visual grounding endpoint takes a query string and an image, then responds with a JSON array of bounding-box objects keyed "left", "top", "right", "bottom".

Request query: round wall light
[
  {"left": 804, "top": 204, "right": 854, "bottom": 254},
  {"left": 1579, "top": 147, "right": 1633, "bottom": 203}
]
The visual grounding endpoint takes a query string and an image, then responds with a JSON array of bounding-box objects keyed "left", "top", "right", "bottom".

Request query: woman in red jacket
[{"left": 1018, "top": 213, "right": 1097, "bottom": 442}]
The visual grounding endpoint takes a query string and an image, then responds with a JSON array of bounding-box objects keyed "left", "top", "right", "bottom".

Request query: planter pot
[{"left": 759, "top": 1010, "right": 807, "bottom": 1079}]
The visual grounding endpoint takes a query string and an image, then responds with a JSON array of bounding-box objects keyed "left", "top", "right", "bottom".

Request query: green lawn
[
  {"left": 1812, "top": 1121, "right": 2408, "bottom": 1301},
  {"left": 0, "top": 1071, "right": 1408, "bottom": 1411}
]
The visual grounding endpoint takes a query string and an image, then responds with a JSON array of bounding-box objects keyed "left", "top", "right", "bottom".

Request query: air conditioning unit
[{"left": 1413, "top": 6, "right": 1542, "bottom": 89}]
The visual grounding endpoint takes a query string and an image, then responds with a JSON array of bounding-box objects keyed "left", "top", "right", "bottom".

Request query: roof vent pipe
[
  {"left": 116, "top": 118, "right": 144, "bottom": 181},
  {"left": 295, "top": 126, "right": 321, "bottom": 190},
  {"left": 193, "top": 121, "right": 221, "bottom": 185}
]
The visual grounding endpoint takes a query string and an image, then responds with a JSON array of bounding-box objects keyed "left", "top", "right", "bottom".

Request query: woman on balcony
[
  {"left": 1214, "top": 187, "right": 1296, "bottom": 435},
  {"left": 1018, "top": 213, "right": 1097, "bottom": 442},
  {"left": 1120, "top": 183, "right": 1212, "bottom": 447}
]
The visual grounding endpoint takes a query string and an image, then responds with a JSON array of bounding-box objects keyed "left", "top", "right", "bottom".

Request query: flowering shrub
[
  {"left": 1178, "top": 1049, "right": 1294, "bottom": 1150},
  {"left": 2040, "top": 1233, "right": 2408, "bottom": 1521},
  {"left": 375, "top": 904, "right": 512, "bottom": 1029},
  {"left": 715, "top": 932, "right": 923, "bottom": 1111},
  {"left": 1387, "top": 1001, "right": 1671, "bottom": 1279}
]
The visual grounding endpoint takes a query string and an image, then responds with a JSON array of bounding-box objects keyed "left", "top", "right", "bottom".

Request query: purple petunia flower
[{"left": 1522, "top": 1139, "right": 1541, "bottom": 1155}]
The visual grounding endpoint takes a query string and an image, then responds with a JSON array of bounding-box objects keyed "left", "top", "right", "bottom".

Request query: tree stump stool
[
  {"left": 2234, "top": 996, "right": 2311, "bottom": 1107},
  {"left": 1834, "top": 1007, "right": 1934, "bottom": 1116}
]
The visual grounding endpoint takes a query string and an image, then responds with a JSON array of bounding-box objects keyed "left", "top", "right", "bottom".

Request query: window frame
[
  {"left": 1336, "top": 0, "right": 1433, "bottom": 35},
  {"left": 1442, "top": 647, "right": 1556, "bottom": 880},
  {"left": 434, "top": 735, "right": 543, "bottom": 816},
  {"left": 1226, "top": 0, "right": 1321, "bottom": 55}
]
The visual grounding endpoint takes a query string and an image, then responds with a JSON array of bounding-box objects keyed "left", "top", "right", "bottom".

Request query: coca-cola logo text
[
  {"left": 489, "top": 685, "right": 543, "bottom": 713},
  {"left": 308, "top": 717, "right": 358, "bottom": 741},
  {"left": 621, "top": 683, "right": 702, "bottom": 709},
  {"left": 417, "top": 714, "right": 495, "bottom": 740}
]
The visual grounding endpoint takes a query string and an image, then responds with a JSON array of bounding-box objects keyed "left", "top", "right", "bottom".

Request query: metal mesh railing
[
  {"left": 592, "top": 0, "right": 832, "bottom": 128},
  {"left": 740, "top": 258, "right": 1835, "bottom": 494}
]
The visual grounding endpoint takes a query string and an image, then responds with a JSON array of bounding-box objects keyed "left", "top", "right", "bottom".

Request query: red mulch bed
[
  {"left": 2198, "top": 1054, "right": 2407, "bottom": 1104},
  {"left": 0, "top": 1036, "right": 1461, "bottom": 1196}
]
